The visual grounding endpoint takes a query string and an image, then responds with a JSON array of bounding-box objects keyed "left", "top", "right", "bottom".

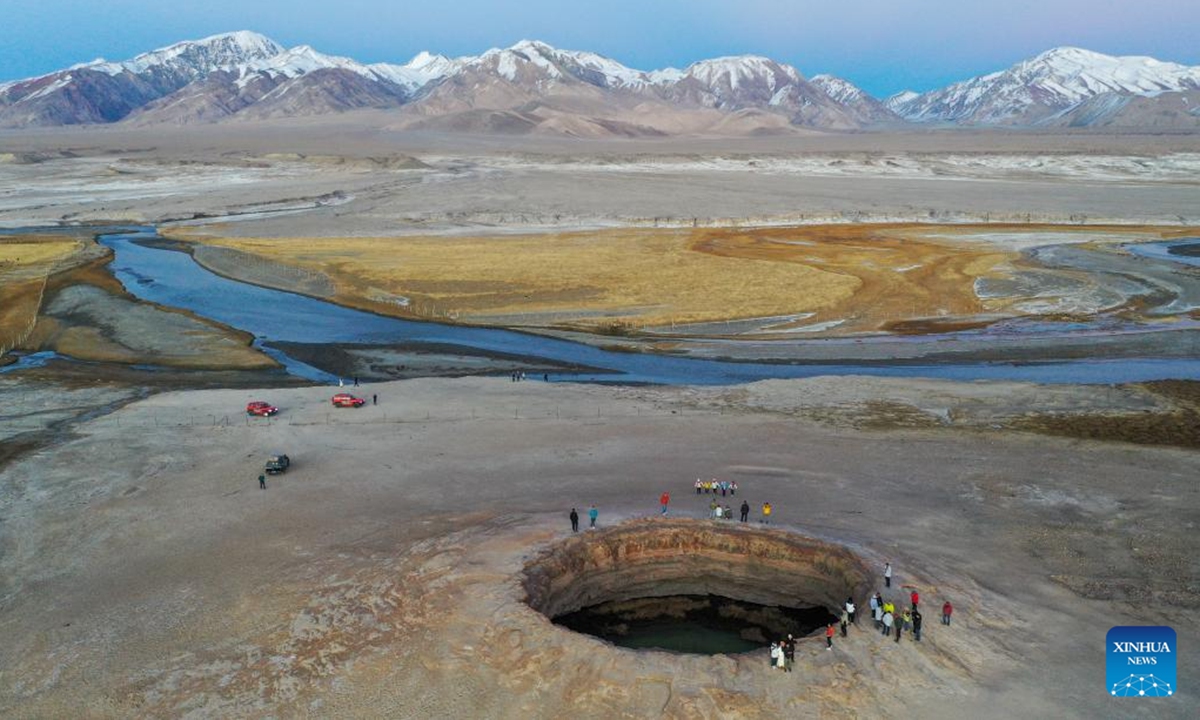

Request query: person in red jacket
[
  {"left": 660, "top": 492, "right": 670, "bottom": 516},
  {"left": 911, "top": 589, "right": 919, "bottom": 609},
  {"left": 825, "top": 622, "right": 835, "bottom": 650},
  {"left": 942, "top": 600, "right": 953, "bottom": 626}
]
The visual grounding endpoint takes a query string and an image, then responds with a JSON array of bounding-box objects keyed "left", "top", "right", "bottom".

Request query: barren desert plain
[{"left": 1, "top": 123, "right": 1199, "bottom": 719}]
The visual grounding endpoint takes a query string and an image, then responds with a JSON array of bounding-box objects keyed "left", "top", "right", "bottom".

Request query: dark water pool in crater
[{"left": 553, "top": 594, "right": 838, "bottom": 655}]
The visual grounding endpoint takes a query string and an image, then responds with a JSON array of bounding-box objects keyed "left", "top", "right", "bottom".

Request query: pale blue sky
[{"left": 3, "top": 0, "right": 1198, "bottom": 97}]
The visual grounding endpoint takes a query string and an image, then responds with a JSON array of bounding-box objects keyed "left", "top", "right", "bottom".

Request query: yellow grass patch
[
  {"left": 188, "top": 229, "right": 865, "bottom": 329},
  {"left": 0, "top": 235, "right": 87, "bottom": 352},
  {"left": 0, "top": 235, "right": 84, "bottom": 281},
  {"left": 172, "top": 223, "right": 1177, "bottom": 335}
]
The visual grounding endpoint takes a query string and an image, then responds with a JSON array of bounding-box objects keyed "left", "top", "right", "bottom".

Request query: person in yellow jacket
[{"left": 761, "top": 502, "right": 772, "bottom": 524}]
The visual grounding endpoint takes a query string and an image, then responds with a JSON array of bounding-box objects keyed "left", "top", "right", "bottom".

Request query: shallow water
[
  {"left": 0, "top": 351, "right": 58, "bottom": 374},
  {"left": 1124, "top": 239, "right": 1200, "bottom": 268}
]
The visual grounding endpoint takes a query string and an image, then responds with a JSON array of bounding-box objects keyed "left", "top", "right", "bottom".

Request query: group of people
[
  {"left": 868, "top": 592, "right": 924, "bottom": 643},
  {"left": 568, "top": 506, "right": 599, "bottom": 532},
  {"left": 690, "top": 480, "right": 775, "bottom": 523},
  {"left": 768, "top": 635, "right": 797, "bottom": 670},
  {"left": 850, "top": 563, "right": 954, "bottom": 649},
  {"left": 807, "top": 564, "right": 957, "bottom": 657},
  {"left": 707, "top": 498, "right": 746, "bottom": 521},
  {"left": 572, "top": 489, "right": 771, "bottom": 529},
  {"left": 695, "top": 478, "right": 738, "bottom": 496}
]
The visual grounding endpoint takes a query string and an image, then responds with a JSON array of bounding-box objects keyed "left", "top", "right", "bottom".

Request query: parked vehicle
[
  {"left": 265, "top": 454, "right": 290, "bottom": 474},
  {"left": 246, "top": 401, "right": 279, "bottom": 417},
  {"left": 331, "top": 393, "right": 366, "bottom": 408}
]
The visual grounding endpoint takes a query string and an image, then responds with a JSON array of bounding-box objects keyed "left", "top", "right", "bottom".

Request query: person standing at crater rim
[
  {"left": 660, "top": 491, "right": 670, "bottom": 516},
  {"left": 588, "top": 505, "right": 598, "bottom": 529},
  {"left": 942, "top": 600, "right": 953, "bottom": 626},
  {"left": 762, "top": 501, "right": 772, "bottom": 524},
  {"left": 884, "top": 561, "right": 893, "bottom": 588},
  {"left": 739, "top": 500, "right": 750, "bottom": 522},
  {"left": 569, "top": 508, "right": 579, "bottom": 532}
]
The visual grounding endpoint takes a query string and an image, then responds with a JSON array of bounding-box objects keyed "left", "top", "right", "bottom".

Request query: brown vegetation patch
[
  {"left": 0, "top": 234, "right": 95, "bottom": 354},
  {"left": 11, "top": 248, "right": 275, "bottom": 371},
  {"left": 1009, "top": 380, "right": 1200, "bottom": 449},
  {"left": 689, "top": 224, "right": 1014, "bottom": 332}
]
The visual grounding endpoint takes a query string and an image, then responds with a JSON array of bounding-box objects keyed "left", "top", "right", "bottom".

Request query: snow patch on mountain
[
  {"left": 88, "top": 30, "right": 284, "bottom": 78},
  {"left": 810, "top": 74, "right": 867, "bottom": 104},
  {"left": 686, "top": 56, "right": 801, "bottom": 93}
]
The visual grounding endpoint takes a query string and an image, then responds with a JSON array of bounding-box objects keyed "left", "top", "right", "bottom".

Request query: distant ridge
[{"left": 2, "top": 32, "right": 1198, "bottom": 134}]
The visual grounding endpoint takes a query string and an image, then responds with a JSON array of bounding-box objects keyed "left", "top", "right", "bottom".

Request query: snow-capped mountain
[
  {"left": 0, "top": 33, "right": 893, "bottom": 132},
  {"left": 85, "top": 30, "right": 284, "bottom": 79},
  {"left": 4, "top": 32, "right": 1198, "bottom": 133},
  {"left": 385, "top": 43, "right": 868, "bottom": 133},
  {"left": 891, "top": 47, "right": 1200, "bottom": 125},
  {"left": 126, "top": 44, "right": 459, "bottom": 124},
  {"left": 0, "top": 31, "right": 288, "bottom": 126}
]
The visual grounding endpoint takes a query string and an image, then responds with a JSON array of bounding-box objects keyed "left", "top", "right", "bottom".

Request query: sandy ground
[
  {"left": 1, "top": 126, "right": 1199, "bottom": 235},
  {"left": 0, "top": 376, "right": 1196, "bottom": 718}
]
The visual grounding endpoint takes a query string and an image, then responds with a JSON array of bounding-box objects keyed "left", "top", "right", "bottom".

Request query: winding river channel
[{"left": 79, "top": 227, "right": 1200, "bottom": 385}]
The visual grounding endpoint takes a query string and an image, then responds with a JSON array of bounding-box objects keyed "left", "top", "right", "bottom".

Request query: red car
[
  {"left": 331, "top": 393, "right": 366, "bottom": 408},
  {"left": 246, "top": 400, "right": 279, "bottom": 417}
]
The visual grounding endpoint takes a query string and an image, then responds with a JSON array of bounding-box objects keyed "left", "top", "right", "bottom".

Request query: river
[{"left": 71, "top": 227, "right": 1198, "bottom": 385}]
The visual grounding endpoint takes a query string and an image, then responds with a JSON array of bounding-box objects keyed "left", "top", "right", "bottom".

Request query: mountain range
[{"left": 1, "top": 31, "right": 1198, "bottom": 135}]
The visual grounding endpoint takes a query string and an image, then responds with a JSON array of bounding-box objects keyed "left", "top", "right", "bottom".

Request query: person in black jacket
[{"left": 569, "top": 508, "right": 579, "bottom": 532}]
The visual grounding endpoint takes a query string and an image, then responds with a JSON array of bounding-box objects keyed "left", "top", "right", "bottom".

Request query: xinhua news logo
[{"left": 1107, "top": 626, "right": 1176, "bottom": 698}]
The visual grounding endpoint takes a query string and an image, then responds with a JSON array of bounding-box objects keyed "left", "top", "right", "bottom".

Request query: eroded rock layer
[{"left": 523, "top": 521, "right": 873, "bottom": 621}]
